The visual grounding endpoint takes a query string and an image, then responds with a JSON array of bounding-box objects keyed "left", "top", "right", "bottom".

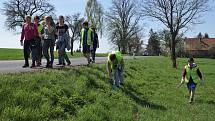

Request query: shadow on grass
[
  {"left": 195, "top": 99, "right": 215, "bottom": 105},
  {"left": 120, "top": 86, "right": 167, "bottom": 111}
]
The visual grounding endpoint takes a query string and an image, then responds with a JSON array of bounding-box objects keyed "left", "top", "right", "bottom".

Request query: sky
[{"left": 0, "top": 0, "right": 214, "bottom": 53}]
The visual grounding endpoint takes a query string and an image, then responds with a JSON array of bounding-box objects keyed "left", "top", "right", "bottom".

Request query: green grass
[
  {"left": 0, "top": 48, "right": 107, "bottom": 60},
  {"left": 0, "top": 57, "right": 215, "bottom": 121}
]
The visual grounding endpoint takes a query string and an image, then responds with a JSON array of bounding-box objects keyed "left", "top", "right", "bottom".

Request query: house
[{"left": 184, "top": 38, "right": 215, "bottom": 57}]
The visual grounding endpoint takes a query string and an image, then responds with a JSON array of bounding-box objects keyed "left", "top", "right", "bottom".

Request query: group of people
[
  {"left": 20, "top": 16, "right": 205, "bottom": 104},
  {"left": 20, "top": 15, "right": 99, "bottom": 68}
]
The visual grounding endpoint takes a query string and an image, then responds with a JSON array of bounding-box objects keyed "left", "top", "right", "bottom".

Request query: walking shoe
[
  {"left": 30, "top": 64, "right": 36, "bottom": 68},
  {"left": 22, "top": 64, "right": 29, "bottom": 68},
  {"left": 67, "top": 62, "right": 71, "bottom": 66},
  {"left": 189, "top": 98, "right": 194, "bottom": 103}
]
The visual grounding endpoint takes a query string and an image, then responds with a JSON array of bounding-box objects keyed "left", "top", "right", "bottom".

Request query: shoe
[
  {"left": 57, "top": 63, "right": 62, "bottom": 65},
  {"left": 30, "top": 64, "right": 36, "bottom": 68},
  {"left": 46, "top": 64, "right": 53, "bottom": 68},
  {"left": 189, "top": 98, "right": 194, "bottom": 103},
  {"left": 92, "top": 60, "right": 95, "bottom": 63},
  {"left": 22, "top": 64, "right": 29, "bottom": 68},
  {"left": 67, "top": 62, "right": 71, "bottom": 66}
]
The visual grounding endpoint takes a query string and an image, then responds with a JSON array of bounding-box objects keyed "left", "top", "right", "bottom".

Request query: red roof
[{"left": 185, "top": 38, "right": 215, "bottom": 51}]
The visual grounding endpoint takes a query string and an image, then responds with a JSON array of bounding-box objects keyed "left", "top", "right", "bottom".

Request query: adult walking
[
  {"left": 80, "top": 21, "right": 93, "bottom": 65},
  {"left": 56, "top": 16, "right": 71, "bottom": 66},
  {"left": 91, "top": 26, "right": 99, "bottom": 63},
  {"left": 34, "top": 16, "right": 43, "bottom": 66},
  {"left": 20, "top": 16, "right": 39, "bottom": 68},
  {"left": 41, "top": 16, "right": 56, "bottom": 68}
]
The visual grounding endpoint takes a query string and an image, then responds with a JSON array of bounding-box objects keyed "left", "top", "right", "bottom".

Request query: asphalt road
[{"left": 0, "top": 56, "right": 141, "bottom": 74}]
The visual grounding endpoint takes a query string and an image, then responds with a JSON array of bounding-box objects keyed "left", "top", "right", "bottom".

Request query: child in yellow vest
[
  {"left": 179, "top": 58, "right": 204, "bottom": 103},
  {"left": 107, "top": 51, "right": 124, "bottom": 89}
]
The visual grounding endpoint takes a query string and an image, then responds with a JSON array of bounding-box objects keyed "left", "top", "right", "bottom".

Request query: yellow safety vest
[
  {"left": 185, "top": 64, "right": 199, "bottom": 83},
  {"left": 81, "top": 28, "right": 92, "bottom": 45}
]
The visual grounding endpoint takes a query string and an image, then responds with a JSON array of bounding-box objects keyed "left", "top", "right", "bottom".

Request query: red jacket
[{"left": 21, "top": 23, "right": 38, "bottom": 41}]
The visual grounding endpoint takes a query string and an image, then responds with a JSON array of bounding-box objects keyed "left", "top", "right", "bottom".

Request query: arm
[
  {"left": 179, "top": 67, "right": 186, "bottom": 87},
  {"left": 96, "top": 33, "right": 99, "bottom": 48},
  {"left": 107, "top": 61, "right": 112, "bottom": 78},
  {"left": 20, "top": 25, "right": 25, "bottom": 42},
  {"left": 197, "top": 68, "right": 203, "bottom": 80}
]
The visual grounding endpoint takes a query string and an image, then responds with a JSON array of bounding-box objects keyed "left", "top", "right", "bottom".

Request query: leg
[
  {"left": 23, "top": 41, "right": 31, "bottom": 67},
  {"left": 31, "top": 46, "right": 38, "bottom": 68},
  {"left": 58, "top": 41, "right": 64, "bottom": 65},
  {"left": 64, "top": 52, "right": 71, "bottom": 65},
  {"left": 50, "top": 43, "right": 55, "bottom": 66},
  {"left": 190, "top": 89, "right": 195, "bottom": 103},
  {"left": 119, "top": 68, "right": 124, "bottom": 85},
  {"left": 83, "top": 45, "right": 91, "bottom": 64},
  {"left": 92, "top": 48, "right": 96, "bottom": 62},
  {"left": 113, "top": 69, "right": 120, "bottom": 87},
  {"left": 43, "top": 40, "right": 50, "bottom": 67}
]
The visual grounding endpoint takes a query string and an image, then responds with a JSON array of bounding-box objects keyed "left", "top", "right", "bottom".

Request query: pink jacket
[{"left": 21, "top": 23, "right": 38, "bottom": 41}]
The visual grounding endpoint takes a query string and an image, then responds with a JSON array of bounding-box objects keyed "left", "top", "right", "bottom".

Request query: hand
[{"left": 20, "top": 41, "right": 23, "bottom": 46}]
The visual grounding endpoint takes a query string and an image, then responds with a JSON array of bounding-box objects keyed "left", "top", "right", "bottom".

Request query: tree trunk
[
  {"left": 171, "top": 35, "right": 177, "bottom": 68},
  {"left": 71, "top": 39, "right": 74, "bottom": 55}
]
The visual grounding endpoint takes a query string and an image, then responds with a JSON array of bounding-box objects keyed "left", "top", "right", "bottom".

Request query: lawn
[
  {"left": 0, "top": 57, "right": 214, "bottom": 121},
  {"left": 0, "top": 48, "right": 107, "bottom": 60}
]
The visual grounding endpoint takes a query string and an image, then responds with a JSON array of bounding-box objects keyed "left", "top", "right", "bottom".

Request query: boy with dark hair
[{"left": 179, "top": 58, "right": 205, "bottom": 103}]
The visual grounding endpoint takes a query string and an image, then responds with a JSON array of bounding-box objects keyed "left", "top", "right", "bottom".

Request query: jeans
[
  {"left": 57, "top": 40, "right": 70, "bottom": 64},
  {"left": 112, "top": 66, "right": 124, "bottom": 86},
  {"left": 43, "top": 39, "right": 55, "bottom": 65}
]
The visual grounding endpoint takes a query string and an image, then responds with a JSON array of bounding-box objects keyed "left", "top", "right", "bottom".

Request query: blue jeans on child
[{"left": 112, "top": 65, "right": 124, "bottom": 86}]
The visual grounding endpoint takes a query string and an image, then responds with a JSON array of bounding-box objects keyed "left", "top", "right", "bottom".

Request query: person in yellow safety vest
[
  {"left": 80, "top": 21, "right": 93, "bottom": 65},
  {"left": 107, "top": 51, "right": 124, "bottom": 88},
  {"left": 179, "top": 58, "right": 204, "bottom": 103}
]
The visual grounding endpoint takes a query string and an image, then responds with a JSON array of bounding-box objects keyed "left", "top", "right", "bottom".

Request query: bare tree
[
  {"left": 2, "top": 0, "right": 55, "bottom": 30},
  {"left": 140, "top": 0, "right": 210, "bottom": 68},
  {"left": 106, "top": 0, "right": 142, "bottom": 54},
  {"left": 65, "top": 13, "right": 84, "bottom": 55},
  {"left": 85, "top": 0, "right": 104, "bottom": 36}
]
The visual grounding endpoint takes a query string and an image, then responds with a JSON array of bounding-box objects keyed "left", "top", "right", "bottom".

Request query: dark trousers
[
  {"left": 43, "top": 39, "right": 55, "bottom": 65},
  {"left": 37, "top": 39, "right": 43, "bottom": 61},
  {"left": 23, "top": 40, "right": 38, "bottom": 65},
  {"left": 91, "top": 47, "right": 97, "bottom": 61}
]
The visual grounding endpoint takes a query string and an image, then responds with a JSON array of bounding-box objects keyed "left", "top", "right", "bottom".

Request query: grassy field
[
  {"left": 0, "top": 48, "right": 107, "bottom": 60},
  {"left": 0, "top": 57, "right": 214, "bottom": 121}
]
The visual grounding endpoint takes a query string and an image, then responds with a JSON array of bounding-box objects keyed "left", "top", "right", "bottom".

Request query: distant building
[{"left": 184, "top": 37, "right": 215, "bottom": 57}]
